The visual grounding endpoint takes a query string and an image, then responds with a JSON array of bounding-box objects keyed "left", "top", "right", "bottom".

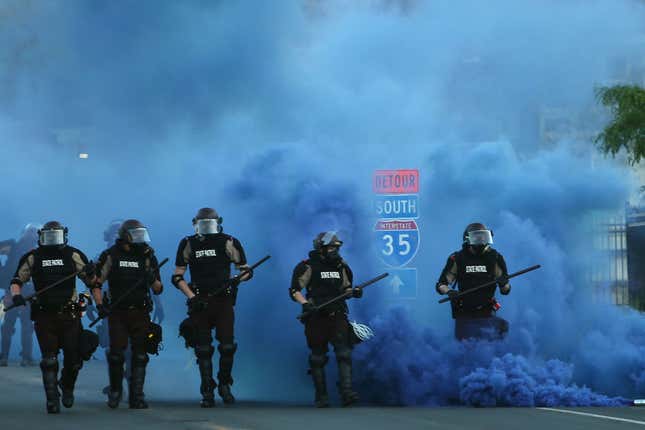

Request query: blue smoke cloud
[
  {"left": 351, "top": 141, "right": 638, "bottom": 406},
  {"left": 1, "top": 0, "right": 644, "bottom": 406}
]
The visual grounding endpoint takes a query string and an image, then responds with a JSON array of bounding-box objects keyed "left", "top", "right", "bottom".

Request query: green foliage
[{"left": 595, "top": 84, "right": 645, "bottom": 165}]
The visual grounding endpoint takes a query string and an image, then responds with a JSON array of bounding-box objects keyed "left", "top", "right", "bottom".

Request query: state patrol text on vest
[
  {"left": 42, "top": 259, "right": 64, "bottom": 267},
  {"left": 119, "top": 261, "right": 140, "bottom": 268},
  {"left": 195, "top": 249, "right": 217, "bottom": 258}
]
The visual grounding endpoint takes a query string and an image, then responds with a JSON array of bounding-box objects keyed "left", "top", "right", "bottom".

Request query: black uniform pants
[
  {"left": 189, "top": 295, "right": 235, "bottom": 345},
  {"left": 454, "top": 316, "right": 509, "bottom": 341},
  {"left": 32, "top": 310, "right": 81, "bottom": 368},
  {"left": 305, "top": 311, "right": 351, "bottom": 355},
  {"left": 108, "top": 309, "right": 150, "bottom": 356}
]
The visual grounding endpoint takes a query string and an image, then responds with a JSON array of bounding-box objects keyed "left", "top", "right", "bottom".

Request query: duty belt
[
  {"left": 34, "top": 300, "right": 79, "bottom": 316},
  {"left": 309, "top": 298, "right": 346, "bottom": 317},
  {"left": 193, "top": 284, "right": 230, "bottom": 298},
  {"left": 110, "top": 300, "right": 151, "bottom": 312},
  {"left": 122, "top": 304, "right": 147, "bottom": 311}
]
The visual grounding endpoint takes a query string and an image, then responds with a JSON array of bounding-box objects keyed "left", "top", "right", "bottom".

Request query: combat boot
[
  {"left": 196, "top": 345, "right": 216, "bottom": 408},
  {"left": 309, "top": 354, "right": 329, "bottom": 408},
  {"left": 107, "top": 351, "right": 124, "bottom": 409},
  {"left": 59, "top": 363, "right": 81, "bottom": 408},
  {"left": 128, "top": 354, "right": 149, "bottom": 409},
  {"left": 40, "top": 357, "right": 60, "bottom": 414},
  {"left": 336, "top": 348, "right": 359, "bottom": 407},
  {"left": 217, "top": 343, "right": 237, "bottom": 404}
]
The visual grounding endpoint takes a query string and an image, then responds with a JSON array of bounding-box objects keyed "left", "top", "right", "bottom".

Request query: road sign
[
  {"left": 374, "top": 194, "right": 419, "bottom": 219},
  {"left": 387, "top": 268, "right": 417, "bottom": 298},
  {"left": 374, "top": 220, "right": 420, "bottom": 267},
  {"left": 373, "top": 169, "right": 419, "bottom": 194}
]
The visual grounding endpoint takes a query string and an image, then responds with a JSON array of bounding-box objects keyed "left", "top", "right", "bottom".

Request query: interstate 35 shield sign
[{"left": 374, "top": 219, "right": 420, "bottom": 267}]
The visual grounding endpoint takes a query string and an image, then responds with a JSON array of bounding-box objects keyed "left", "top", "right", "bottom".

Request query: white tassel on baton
[{"left": 350, "top": 321, "right": 375, "bottom": 342}]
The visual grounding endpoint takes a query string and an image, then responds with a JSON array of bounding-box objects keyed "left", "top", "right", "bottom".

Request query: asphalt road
[{"left": 2, "top": 360, "right": 645, "bottom": 430}]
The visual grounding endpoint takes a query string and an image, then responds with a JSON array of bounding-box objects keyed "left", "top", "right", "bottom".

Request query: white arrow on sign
[{"left": 390, "top": 275, "right": 404, "bottom": 295}]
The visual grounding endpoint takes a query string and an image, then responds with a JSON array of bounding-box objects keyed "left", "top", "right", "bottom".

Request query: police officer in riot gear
[
  {"left": 8, "top": 221, "right": 95, "bottom": 413},
  {"left": 290, "top": 232, "right": 363, "bottom": 408},
  {"left": 436, "top": 223, "right": 511, "bottom": 340},
  {"left": 87, "top": 219, "right": 164, "bottom": 352},
  {"left": 90, "top": 219, "right": 166, "bottom": 399},
  {"left": 0, "top": 223, "right": 40, "bottom": 366},
  {"left": 92, "top": 219, "right": 163, "bottom": 409},
  {"left": 172, "top": 207, "right": 252, "bottom": 407}
]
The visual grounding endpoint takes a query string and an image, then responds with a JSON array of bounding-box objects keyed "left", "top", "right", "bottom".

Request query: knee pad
[
  {"left": 217, "top": 343, "right": 237, "bottom": 357},
  {"left": 108, "top": 351, "right": 125, "bottom": 366},
  {"left": 132, "top": 353, "right": 149, "bottom": 366},
  {"left": 40, "top": 356, "right": 58, "bottom": 371},
  {"left": 195, "top": 345, "right": 214, "bottom": 359},
  {"left": 308, "top": 354, "right": 328, "bottom": 368},
  {"left": 334, "top": 347, "right": 352, "bottom": 364}
]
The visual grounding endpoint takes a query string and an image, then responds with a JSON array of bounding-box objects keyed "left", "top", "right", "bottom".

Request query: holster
[
  {"left": 179, "top": 317, "right": 197, "bottom": 349},
  {"left": 79, "top": 329, "right": 99, "bottom": 361},
  {"left": 145, "top": 322, "right": 163, "bottom": 355}
]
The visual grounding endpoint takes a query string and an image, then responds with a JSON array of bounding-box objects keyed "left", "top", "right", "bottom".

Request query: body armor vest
[
  {"left": 106, "top": 245, "right": 150, "bottom": 309},
  {"left": 187, "top": 234, "right": 231, "bottom": 294},
  {"left": 453, "top": 248, "right": 499, "bottom": 317},
  {"left": 306, "top": 255, "right": 348, "bottom": 313},
  {"left": 31, "top": 246, "right": 77, "bottom": 309}
]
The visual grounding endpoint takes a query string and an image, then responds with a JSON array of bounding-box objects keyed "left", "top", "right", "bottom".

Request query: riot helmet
[
  {"left": 38, "top": 221, "right": 68, "bottom": 247},
  {"left": 313, "top": 231, "right": 343, "bottom": 261},
  {"left": 118, "top": 219, "right": 150, "bottom": 245},
  {"left": 463, "top": 222, "right": 493, "bottom": 254},
  {"left": 192, "top": 207, "right": 223, "bottom": 235}
]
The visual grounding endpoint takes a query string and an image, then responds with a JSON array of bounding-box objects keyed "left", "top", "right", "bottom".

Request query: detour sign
[{"left": 373, "top": 169, "right": 419, "bottom": 194}]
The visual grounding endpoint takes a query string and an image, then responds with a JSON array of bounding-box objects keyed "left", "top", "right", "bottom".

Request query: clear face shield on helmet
[
  {"left": 466, "top": 230, "right": 493, "bottom": 246},
  {"left": 318, "top": 231, "right": 343, "bottom": 260},
  {"left": 39, "top": 229, "right": 65, "bottom": 246},
  {"left": 320, "top": 231, "right": 342, "bottom": 247},
  {"left": 194, "top": 219, "right": 220, "bottom": 235},
  {"left": 127, "top": 228, "right": 151, "bottom": 244}
]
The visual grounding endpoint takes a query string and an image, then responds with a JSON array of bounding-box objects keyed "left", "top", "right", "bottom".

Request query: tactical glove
[{"left": 301, "top": 302, "right": 316, "bottom": 316}]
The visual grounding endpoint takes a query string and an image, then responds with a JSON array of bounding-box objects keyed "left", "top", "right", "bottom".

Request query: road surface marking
[{"left": 539, "top": 407, "right": 645, "bottom": 426}]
